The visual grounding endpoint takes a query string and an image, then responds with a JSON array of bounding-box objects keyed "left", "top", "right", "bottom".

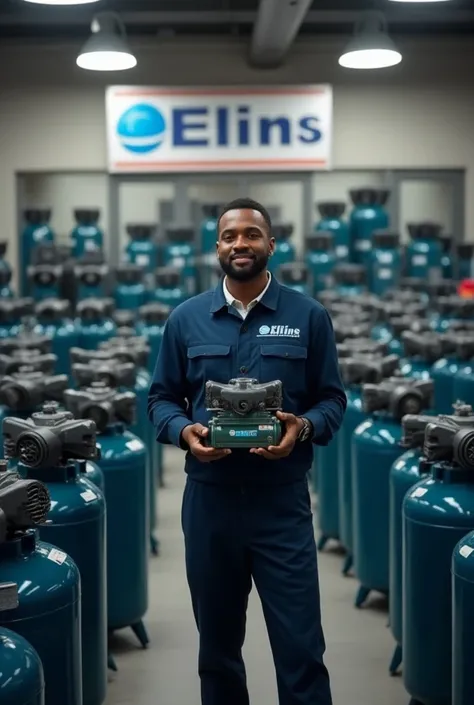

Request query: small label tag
[
  {"left": 127, "top": 439, "right": 144, "bottom": 451},
  {"left": 460, "top": 545, "right": 474, "bottom": 559},
  {"left": 80, "top": 489, "right": 97, "bottom": 503},
  {"left": 258, "top": 425, "right": 273, "bottom": 431},
  {"left": 412, "top": 255, "right": 427, "bottom": 266},
  {"left": 135, "top": 254, "right": 150, "bottom": 267},
  {"left": 411, "top": 486, "right": 428, "bottom": 498},
  {"left": 48, "top": 548, "right": 67, "bottom": 565},
  {"left": 355, "top": 240, "right": 371, "bottom": 251},
  {"left": 336, "top": 245, "right": 349, "bottom": 258}
]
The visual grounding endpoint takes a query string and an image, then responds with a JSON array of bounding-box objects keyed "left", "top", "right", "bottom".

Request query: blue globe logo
[
  {"left": 117, "top": 103, "right": 166, "bottom": 154},
  {"left": 259, "top": 325, "right": 271, "bottom": 335}
]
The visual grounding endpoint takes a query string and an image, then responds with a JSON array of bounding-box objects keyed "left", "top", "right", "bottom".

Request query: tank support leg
[
  {"left": 389, "top": 643, "right": 402, "bottom": 676},
  {"left": 342, "top": 553, "right": 353, "bottom": 576},
  {"left": 355, "top": 585, "right": 371, "bottom": 608},
  {"left": 317, "top": 534, "right": 329, "bottom": 551},
  {"left": 150, "top": 533, "right": 160, "bottom": 556},
  {"left": 108, "top": 652, "right": 118, "bottom": 672},
  {"left": 131, "top": 620, "right": 150, "bottom": 648}
]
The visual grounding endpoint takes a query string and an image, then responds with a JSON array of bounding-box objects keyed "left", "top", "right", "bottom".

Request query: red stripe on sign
[{"left": 112, "top": 88, "right": 327, "bottom": 97}]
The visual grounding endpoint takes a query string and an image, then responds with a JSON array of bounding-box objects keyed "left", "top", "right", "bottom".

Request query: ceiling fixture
[
  {"left": 77, "top": 12, "right": 137, "bottom": 72},
  {"left": 339, "top": 11, "right": 402, "bottom": 70},
  {"left": 23, "top": 0, "right": 101, "bottom": 5}
]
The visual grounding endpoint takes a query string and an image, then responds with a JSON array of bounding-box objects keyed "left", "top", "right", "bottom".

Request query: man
[{"left": 148, "top": 197, "right": 347, "bottom": 705}]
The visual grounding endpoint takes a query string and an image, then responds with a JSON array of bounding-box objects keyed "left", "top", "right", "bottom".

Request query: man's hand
[
  {"left": 249, "top": 411, "right": 304, "bottom": 460},
  {"left": 181, "top": 423, "right": 231, "bottom": 463}
]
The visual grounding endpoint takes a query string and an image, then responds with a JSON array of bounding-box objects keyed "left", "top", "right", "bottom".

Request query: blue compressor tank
[
  {"left": 456, "top": 243, "right": 474, "bottom": 281},
  {"left": 124, "top": 224, "right": 159, "bottom": 275},
  {"left": 162, "top": 226, "right": 197, "bottom": 297},
  {"left": 71, "top": 209, "right": 103, "bottom": 259},
  {"left": 349, "top": 188, "right": 390, "bottom": 267},
  {"left": 0, "top": 298, "right": 33, "bottom": 340},
  {"left": 267, "top": 223, "right": 295, "bottom": 274},
  {"left": 0, "top": 471, "right": 81, "bottom": 705},
  {"left": 315, "top": 201, "right": 350, "bottom": 263},
  {"left": 0, "top": 619, "right": 45, "bottom": 705},
  {"left": 137, "top": 302, "right": 170, "bottom": 375},
  {"left": 277, "top": 262, "right": 311, "bottom": 295},
  {"left": 369, "top": 230, "right": 401, "bottom": 296},
  {"left": 452, "top": 529, "right": 474, "bottom": 705},
  {"left": 114, "top": 264, "right": 147, "bottom": 310},
  {"left": 333, "top": 263, "right": 367, "bottom": 297},
  {"left": 64, "top": 383, "right": 150, "bottom": 649},
  {"left": 74, "top": 260, "right": 109, "bottom": 302},
  {"left": 21, "top": 210, "right": 55, "bottom": 297},
  {"left": 151, "top": 266, "right": 187, "bottom": 308},
  {"left": 5, "top": 405, "right": 107, "bottom": 705},
  {"left": 388, "top": 413, "right": 434, "bottom": 676},
  {"left": 352, "top": 375, "right": 433, "bottom": 608},
  {"left": 405, "top": 222, "right": 443, "bottom": 282},
  {"left": 34, "top": 298, "right": 78, "bottom": 375},
  {"left": 27, "top": 264, "right": 63, "bottom": 302},
  {"left": 76, "top": 298, "right": 117, "bottom": 351},
  {"left": 403, "top": 405, "right": 474, "bottom": 705},
  {"left": 432, "top": 335, "right": 474, "bottom": 414},
  {"left": 199, "top": 204, "right": 220, "bottom": 293},
  {"left": 305, "top": 231, "right": 336, "bottom": 296}
]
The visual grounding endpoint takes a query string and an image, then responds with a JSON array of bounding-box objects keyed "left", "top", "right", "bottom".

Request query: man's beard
[{"left": 218, "top": 252, "right": 269, "bottom": 282}]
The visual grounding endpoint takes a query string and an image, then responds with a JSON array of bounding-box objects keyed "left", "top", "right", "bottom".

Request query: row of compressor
[
  {"left": 0, "top": 338, "right": 164, "bottom": 705},
  {"left": 0, "top": 296, "right": 169, "bottom": 375}
]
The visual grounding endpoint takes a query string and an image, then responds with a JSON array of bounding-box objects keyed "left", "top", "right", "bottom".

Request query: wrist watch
[{"left": 297, "top": 416, "right": 313, "bottom": 442}]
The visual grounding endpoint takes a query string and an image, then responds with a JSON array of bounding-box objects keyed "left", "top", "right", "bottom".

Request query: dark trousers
[{"left": 181, "top": 476, "right": 332, "bottom": 705}]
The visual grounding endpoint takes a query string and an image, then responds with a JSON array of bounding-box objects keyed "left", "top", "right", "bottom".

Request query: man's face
[{"left": 217, "top": 208, "right": 275, "bottom": 282}]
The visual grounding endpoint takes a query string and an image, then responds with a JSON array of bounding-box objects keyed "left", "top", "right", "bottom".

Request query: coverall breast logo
[
  {"left": 258, "top": 324, "right": 301, "bottom": 338},
  {"left": 117, "top": 103, "right": 167, "bottom": 154}
]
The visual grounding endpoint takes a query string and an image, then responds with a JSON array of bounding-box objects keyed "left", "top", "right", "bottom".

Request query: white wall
[{"left": 3, "top": 35, "right": 474, "bottom": 282}]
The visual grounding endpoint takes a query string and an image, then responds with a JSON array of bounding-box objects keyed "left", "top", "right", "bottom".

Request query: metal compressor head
[
  {"left": 0, "top": 327, "right": 52, "bottom": 356},
  {"left": 98, "top": 338, "right": 150, "bottom": 370},
  {"left": 0, "top": 469, "right": 50, "bottom": 545},
  {"left": 2, "top": 401, "right": 99, "bottom": 471},
  {"left": 0, "top": 350, "right": 57, "bottom": 377},
  {"left": 63, "top": 382, "right": 136, "bottom": 432},
  {"left": 401, "top": 331, "right": 444, "bottom": 363},
  {"left": 339, "top": 354, "right": 400, "bottom": 387},
  {"left": 400, "top": 414, "right": 438, "bottom": 449},
  {"left": 0, "top": 369, "right": 69, "bottom": 413},
  {"left": 361, "top": 377, "right": 434, "bottom": 422},
  {"left": 423, "top": 404, "right": 474, "bottom": 470},
  {"left": 205, "top": 378, "right": 282, "bottom": 417},
  {"left": 70, "top": 348, "right": 137, "bottom": 389}
]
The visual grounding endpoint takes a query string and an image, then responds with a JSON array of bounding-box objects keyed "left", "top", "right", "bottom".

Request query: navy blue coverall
[{"left": 148, "top": 274, "right": 347, "bottom": 705}]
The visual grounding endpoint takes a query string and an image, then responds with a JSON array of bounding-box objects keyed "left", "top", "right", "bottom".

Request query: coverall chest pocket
[
  {"left": 187, "top": 344, "right": 232, "bottom": 387},
  {"left": 259, "top": 344, "right": 308, "bottom": 397}
]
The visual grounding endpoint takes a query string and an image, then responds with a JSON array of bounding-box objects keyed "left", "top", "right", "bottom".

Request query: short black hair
[{"left": 217, "top": 197, "right": 272, "bottom": 233}]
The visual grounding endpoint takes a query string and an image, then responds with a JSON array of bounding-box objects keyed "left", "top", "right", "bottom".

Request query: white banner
[{"left": 105, "top": 85, "right": 332, "bottom": 173}]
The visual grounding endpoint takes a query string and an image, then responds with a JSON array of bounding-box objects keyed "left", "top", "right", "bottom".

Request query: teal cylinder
[
  {"left": 432, "top": 357, "right": 465, "bottom": 414},
  {"left": 81, "top": 459, "right": 104, "bottom": 491},
  {"left": 452, "top": 530, "right": 474, "bottom": 705},
  {"left": 267, "top": 224, "right": 295, "bottom": 274},
  {"left": 125, "top": 225, "right": 159, "bottom": 275},
  {"left": 0, "top": 531, "right": 81, "bottom": 705},
  {"left": 315, "top": 435, "right": 339, "bottom": 551},
  {"left": 97, "top": 425, "right": 149, "bottom": 642},
  {"left": 453, "top": 362, "right": 474, "bottom": 408},
  {"left": 352, "top": 414, "right": 404, "bottom": 605},
  {"left": 71, "top": 209, "right": 103, "bottom": 259},
  {"left": 440, "top": 235, "right": 453, "bottom": 280},
  {"left": 18, "top": 464, "right": 107, "bottom": 705},
  {"left": 76, "top": 299, "right": 117, "bottom": 351},
  {"left": 315, "top": 202, "right": 350, "bottom": 263},
  {"left": 137, "top": 303, "right": 168, "bottom": 375},
  {"left": 0, "top": 627, "right": 45, "bottom": 705},
  {"left": 34, "top": 299, "right": 78, "bottom": 375},
  {"left": 369, "top": 230, "right": 401, "bottom": 296},
  {"left": 151, "top": 267, "right": 187, "bottom": 308},
  {"left": 21, "top": 210, "right": 54, "bottom": 297},
  {"left": 199, "top": 204, "right": 219, "bottom": 292},
  {"left": 457, "top": 243, "right": 474, "bottom": 280},
  {"left": 278, "top": 263, "right": 311, "bottom": 296},
  {"left": 305, "top": 232, "right": 336, "bottom": 296},
  {"left": 114, "top": 265, "right": 147, "bottom": 311},
  {"left": 405, "top": 222, "right": 443, "bottom": 281},
  {"left": 162, "top": 226, "right": 197, "bottom": 297},
  {"left": 403, "top": 465, "right": 474, "bottom": 705},
  {"left": 349, "top": 188, "right": 390, "bottom": 267},
  {"left": 333, "top": 263, "right": 367, "bottom": 297}
]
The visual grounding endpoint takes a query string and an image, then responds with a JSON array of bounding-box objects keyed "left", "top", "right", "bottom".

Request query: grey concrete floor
[{"left": 105, "top": 448, "right": 409, "bottom": 705}]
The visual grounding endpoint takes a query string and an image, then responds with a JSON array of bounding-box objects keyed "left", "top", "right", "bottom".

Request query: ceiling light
[
  {"left": 77, "top": 12, "right": 137, "bottom": 72},
  {"left": 24, "top": 0, "right": 101, "bottom": 4},
  {"left": 339, "top": 11, "right": 402, "bottom": 70}
]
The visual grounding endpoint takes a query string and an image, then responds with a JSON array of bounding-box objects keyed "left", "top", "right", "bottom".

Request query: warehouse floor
[{"left": 105, "top": 448, "right": 408, "bottom": 705}]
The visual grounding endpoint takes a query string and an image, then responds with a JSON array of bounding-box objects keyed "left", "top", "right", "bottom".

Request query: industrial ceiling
[{"left": 2, "top": 0, "right": 474, "bottom": 68}]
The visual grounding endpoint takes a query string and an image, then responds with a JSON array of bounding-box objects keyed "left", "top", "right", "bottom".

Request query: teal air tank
[
  {"left": 403, "top": 405, "right": 474, "bottom": 705},
  {"left": 0, "top": 472, "right": 81, "bottom": 705},
  {"left": 333, "top": 263, "right": 367, "bottom": 297},
  {"left": 405, "top": 222, "right": 443, "bottom": 282},
  {"left": 151, "top": 266, "right": 187, "bottom": 308},
  {"left": 74, "top": 261, "right": 109, "bottom": 302},
  {"left": 315, "top": 202, "right": 350, "bottom": 263},
  {"left": 305, "top": 232, "right": 336, "bottom": 296},
  {"left": 162, "top": 226, "right": 197, "bottom": 297},
  {"left": 4, "top": 405, "right": 107, "bottom": 705},
  {"left": 457, "top": 243, "right": 474, "bottom": 281},
  {"left": 34, "top": 298, "right": 78, "bottom": 375},
  {"left": 349, "top": 188, "right": 390, "bottom": 266},
  {"left": 440, "top": 234, "right": 453, "bottom": 280},
  {"left": 125, "top": 224, "right": 159, "bottom": 275},
  {"left": 114, "top": 264, "right": 147, "bottom": 311},
  {"left": 0, "top": 622, "right": 45, "bottom": 705},
  {"left": 433, "top": 336, "right": 474, "bottom": 414},
  {"left": 452, "top": 529, "right": 474, "bottom": 705},
  {"left": 137, "top": 302, "right": 170, "bottom": 375},
  {"left": 199, "top": 204, "right": 220, "bottom": 292},
  {"left": 64, "top": 384, "right": 150, "bottom": 649},
  {"left": 76, "top": 298, "right": 117, "bottom": 351},
  {"left": 27, "top": 264, "right": 63, "bottom": 302},
  {"left": 352, "top": 376, "right": 433, "bottom": 608},
  {"left": 278, "top": 262, "right": 311, "bottom": 296},
  {"left": 71, "top": 209, "right": 103, "bottom": 259},
  {"left": 267, "top": 224, "right": 295, "bottom": 274},
  {"left": 21, "top": 210, "right": 54, "bottom": 297},
  {"left": 369, "top": 230, "right": 401, "bottom": 296}
]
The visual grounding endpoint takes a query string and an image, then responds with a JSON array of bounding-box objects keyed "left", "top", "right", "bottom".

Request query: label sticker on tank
[
  {"left": 377, "top": 268, "right": 392, "bottom": 280},
  {"left": 411, "top": 486, "right": 428, "bottom": 498},
  {"left": 412, "top": 255, "right": 427, "bottom": 266},
  {"left": 135, "top": 255, "right": 150, "bottom": 267},
  {"left": 127, "top": 439, "right": 144, "bottom": 451},
  {"left": 80, "top": 489, "right": 97, "bottom": 503},
  {"left": 459, "top": 545, "right": 474, "bottom": 559},
  {"left": 355, "top": 240, "right": 371, "bottom": 251},
  {"left": 336, "top": 246, "right": 349, "bottom": 258},
  {"left": 48, "top": 548, "right": 67, "bottom": 565},
  {"left": 258, "top": 425, "right": 273, "bottom": 431}
]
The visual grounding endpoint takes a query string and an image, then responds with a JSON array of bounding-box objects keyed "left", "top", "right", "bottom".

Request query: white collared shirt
[{"left": 223, "top": 272, "right": 272, "bottom": 319}]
